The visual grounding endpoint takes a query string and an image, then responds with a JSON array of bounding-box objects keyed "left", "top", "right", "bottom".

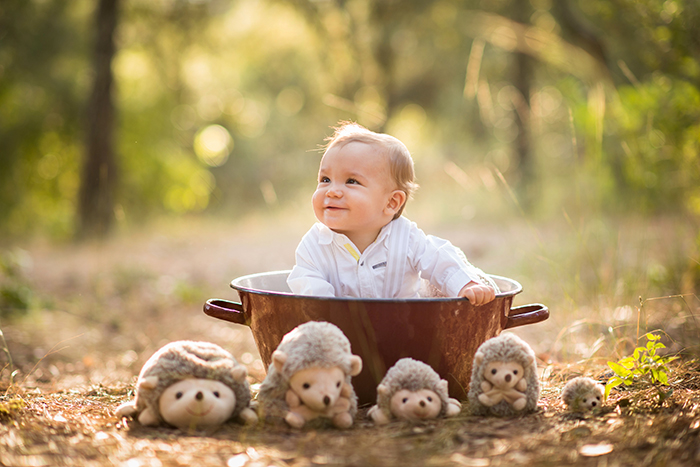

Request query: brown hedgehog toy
[
  {"left": 368, "top": 358, "right": 461, "bottom": 424},
  {"left": 256, "top": 321, "right": 362, "bottom": 429},
  {"left": 467, "top": 333, "right": 540, "bottom": 416},
  {"left": 115, "top": 341, "right": 257, "bottom": 429},
  {"left": 561, "top": 377, "right": 604, "bottom": 411}
]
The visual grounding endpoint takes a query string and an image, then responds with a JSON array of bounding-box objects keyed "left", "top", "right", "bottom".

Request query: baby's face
[{"left": 313, "top": 141, "right": 401, "bottom": 246}]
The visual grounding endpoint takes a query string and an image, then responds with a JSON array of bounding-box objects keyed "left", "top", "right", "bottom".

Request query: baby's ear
[
  {"left": 272, "top": 350, "right": 288, "bottom": 372},
  {"left": 384, "top": 190, "right": 407, "bottom": 216}
]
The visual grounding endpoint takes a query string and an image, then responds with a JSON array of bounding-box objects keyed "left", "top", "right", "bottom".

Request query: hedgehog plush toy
[
  {"left": 115, "top": 341, "right": 257, "bottom": 430},
  {"left": 368, "top": 358, "right": 462, "bottom": 424},
  {"left": 256, "top": 321, "right": 362, "bottom": 429},
  {"left": 561, "top": 377, "right": 604, "bottom": 411},
  {"left": 467, "top": 333, "right": 540, "bottom": 416}
]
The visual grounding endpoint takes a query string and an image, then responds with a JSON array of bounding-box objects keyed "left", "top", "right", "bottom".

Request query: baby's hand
[{"left": 458, "top": 282, "right": 496, "bottom": 306}]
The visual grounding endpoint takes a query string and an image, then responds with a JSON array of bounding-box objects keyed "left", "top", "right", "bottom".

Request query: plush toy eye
[
  {"left": 491, "top": 369, "right": 497, "bottom": 375},
  {"left": 513, "top": 370, "right": 518, "bottom": 375},
  {"left": 596, "top": 396, "right": 601, "bottom": 400},
  {"left": 582, "top": 399, "right": 587, "bottom": 403},
  {"left": 303, "top": 383, "right": 311, "bottom": 389},
  {"left": 427, "top": 397, "right": 433, "bottom": 402},
  {"left": 402, "top": 398, "right": 408, "bottom": 404},
  {"left": 176, "top": 392, "right": 183, "bottom": 400},
  {"left": 336, "top": 381, "right": 341, "bottom": 388},
  {"left": 213, "top": 391, "right": 220, "bottom": 398}
]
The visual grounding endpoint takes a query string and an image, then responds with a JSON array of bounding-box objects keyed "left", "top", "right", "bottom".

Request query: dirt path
[{"left": 1, "top": 215, "right": 699, "bottom": 466}]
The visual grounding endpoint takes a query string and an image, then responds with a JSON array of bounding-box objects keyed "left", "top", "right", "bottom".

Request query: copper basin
[{"left": 203, "top": 270, "right": 548, "bottom": 405}]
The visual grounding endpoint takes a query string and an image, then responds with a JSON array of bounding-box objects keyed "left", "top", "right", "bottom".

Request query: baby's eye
[
  {"left": 346, "top": 178, "right": 359, "bottom": 185},
  {"left": 176, "top": 392, "right": 183, "bottom": 399},
  {"left": 402, "top": 398, "right": 408, "bottom": 404},
  {"left": 303, "top": 383, "right": 311, "bottom": 389},
  {"left": 491, "top": 369, "right": 497, "bottom": 375},
  {"left": 319, "top": 176, "right": 330, "bottom": 183},
  {"left": 213, "top": 391, "right": 220, "bottom": 398}
]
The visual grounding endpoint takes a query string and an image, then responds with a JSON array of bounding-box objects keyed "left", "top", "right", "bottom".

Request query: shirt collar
[{"left": 315, "top": 219, "right": 396, "bottom": 247}]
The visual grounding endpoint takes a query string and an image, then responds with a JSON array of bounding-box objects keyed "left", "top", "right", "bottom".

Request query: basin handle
[
  {"left": 203, "top": 299, "right": 249, "bottom": 326},
  {"left": 505, "top": 303, "right": 549, "bottom": 329}
]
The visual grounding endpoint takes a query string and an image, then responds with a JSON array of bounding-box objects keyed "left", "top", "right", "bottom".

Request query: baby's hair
[{"left": 323, "top": 121, "right": 419, "bottom": 218}]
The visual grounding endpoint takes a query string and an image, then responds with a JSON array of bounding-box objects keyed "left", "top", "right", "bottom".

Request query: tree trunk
[
  {"left": 77, "top": 0, "right": 119, "bottom": 240},
  {"left": 512, "top": 0, "right": 534, "bottom": 211}
]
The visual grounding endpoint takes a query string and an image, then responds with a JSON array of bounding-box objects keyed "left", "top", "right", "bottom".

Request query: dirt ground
[{"left": 1, "top": 215, "right": 699, "bottom": 466}]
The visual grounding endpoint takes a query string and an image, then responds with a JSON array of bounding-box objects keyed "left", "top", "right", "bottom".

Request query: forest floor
[{"left": 1, "top": 213, "right": 699, "bottom": 466}]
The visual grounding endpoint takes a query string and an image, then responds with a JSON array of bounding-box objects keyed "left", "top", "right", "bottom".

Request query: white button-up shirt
[{"left": 287, "top": 216, "right": 487, "bottom": 299}]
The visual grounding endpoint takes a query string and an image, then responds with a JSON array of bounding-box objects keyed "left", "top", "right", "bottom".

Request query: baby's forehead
[{"left": 322, "top": 140, "right": 390, "bottom": 168}]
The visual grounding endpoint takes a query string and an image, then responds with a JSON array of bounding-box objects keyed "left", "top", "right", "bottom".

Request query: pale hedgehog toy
[
  {"left": 561, "top": 377, "right": 604, "bottom": 411},
  {"left": 116, "top": 341, "right": 257, "bottom": 429},
  {"left": 256, "top": 321, "right": 363, "bottom": 429},
  {"left": 467, "top": 333, "right": 540, "bottom": 416},
  {"left": 368, "top": 358, "right": 462, "bottom": 424}
]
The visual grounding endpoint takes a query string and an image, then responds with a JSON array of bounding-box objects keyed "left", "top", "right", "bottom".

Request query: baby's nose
[{"left": 326, "top": 186, "right": 342, "bottom": 197}]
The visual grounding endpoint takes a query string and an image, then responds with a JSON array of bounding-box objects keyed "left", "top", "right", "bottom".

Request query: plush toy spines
[
  {"left": 561, "top": 377, "right": 604, "bottom": 411},
  {"left": 373, "top": 358, "right": 457, "bottom": 419},
  {"left": 117, "top": 340, "right": 253, "bottom": 426},
  {"left": 256, "top": 321, "right": 362, "bottom": 428},
  {"left": 467, "top": 332, "right": 540, "bottom": 416}
]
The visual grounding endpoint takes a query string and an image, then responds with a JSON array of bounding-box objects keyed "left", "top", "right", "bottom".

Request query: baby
[{"left": 287, "top": 122, "right": 496, "bottom": 305}]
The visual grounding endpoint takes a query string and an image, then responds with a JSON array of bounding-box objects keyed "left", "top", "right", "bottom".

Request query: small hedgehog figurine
[
  {"left": 561, "top": 377, "right": 604, "bottom": 411},
  {"left": 467, "top": 333, "right": 540, "bottom": 416},
  {"left": 256, "top": 321, "right": 362, "bottom": 429},
  {"left": 368, "top": 358, "right": 462, "bottom": 424},
  {"left": 115, "top": 341, "right": 257, "bottom": 429}
]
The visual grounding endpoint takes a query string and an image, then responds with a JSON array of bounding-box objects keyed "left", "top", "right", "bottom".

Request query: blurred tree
[{"left": 77, "top": 0, "right": 119, "bottom": 239}]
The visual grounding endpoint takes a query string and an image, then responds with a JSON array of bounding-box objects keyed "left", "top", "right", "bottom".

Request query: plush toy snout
[
  {"left": 288, "top": 366, "right": 346, "bottom": 412},
  {"left": 389, "top": 389, "right": 442, "bottom": 421},
  {"left": 157, "top": 379, "right": 236, "bottom": 429},
  {"left": 483, "top": 361, "right": 525, "bottom": 389}
]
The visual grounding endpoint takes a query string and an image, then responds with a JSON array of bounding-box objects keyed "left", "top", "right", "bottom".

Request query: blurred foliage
[
  {"left": 0, "top": 0, "right": 699, "bottom": 239},
  {"left": 0, "top": 249, "right": 35, "bottom": 320}
]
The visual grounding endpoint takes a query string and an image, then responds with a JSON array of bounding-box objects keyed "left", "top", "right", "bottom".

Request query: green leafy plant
[{"left": 605, "top": 333, "right": 678, "bottom": 403}]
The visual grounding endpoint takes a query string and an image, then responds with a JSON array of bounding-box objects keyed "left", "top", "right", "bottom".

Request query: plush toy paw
[
  {"left": 332, "top": 412, "right": 353, "bottom": 429},
  {"left": 285, "top": 411, "right": 307, "bottom": 429},
  {"left": 367, "top": 405, "right": 391, "bottom": 425},
  {"left": 445, "top": 398, "right": 462, "bottom": 417}
]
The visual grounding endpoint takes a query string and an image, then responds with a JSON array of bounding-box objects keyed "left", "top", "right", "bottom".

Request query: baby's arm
[
  {"left": 459, "top": 281, "right": 496, "bottom": 306},
  {"left": 286, "top": 232, "right": 336, "bottom": 297}
]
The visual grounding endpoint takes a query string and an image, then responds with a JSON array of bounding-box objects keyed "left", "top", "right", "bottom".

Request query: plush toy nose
[
  {"left": 591, "top": 401, "right": 597, "bottom": 407},
  {"left": 196, "top": 391, "right": 203, "bottom": 401},
  {"left": 323, "top": 395, "right": 331, "bottom": 406},
  {"left": 419, "top": 400, "right": 426, "bottom": 407},
  {"left": 505, "top": 374, "right": 512, "bottom": 383}
]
